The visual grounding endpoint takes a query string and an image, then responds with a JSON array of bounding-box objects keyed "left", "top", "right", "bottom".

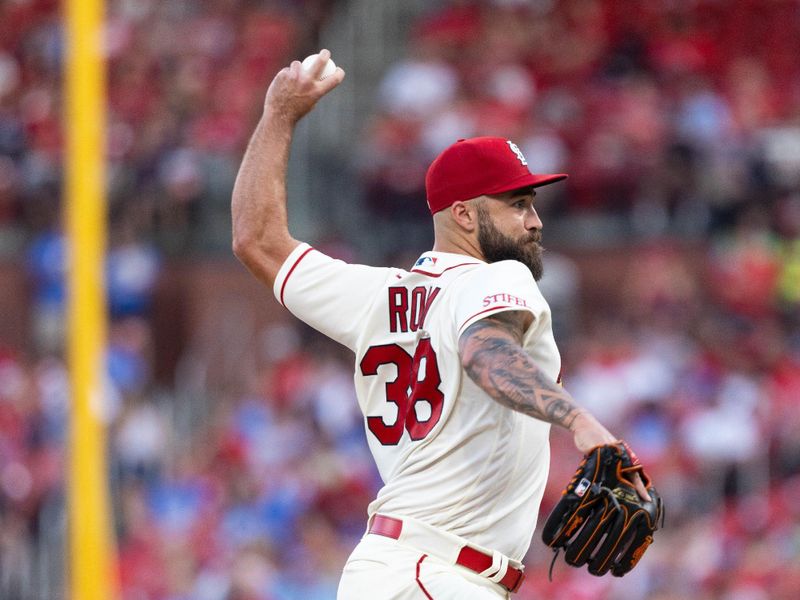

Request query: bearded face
[{"left": 477, "top": 203, "right": 544, "bottom": 281}]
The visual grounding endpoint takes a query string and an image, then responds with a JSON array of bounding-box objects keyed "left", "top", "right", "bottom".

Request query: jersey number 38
[{"left": 360, "top": 338, "right": 444, "bottom": 445}]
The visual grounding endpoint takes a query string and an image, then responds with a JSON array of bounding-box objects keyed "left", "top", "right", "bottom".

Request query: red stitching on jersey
[
  {"left": 279, "top": 246, "right": 314, "bottom": 307},
  {"left": 458, "top": 305, "right": 517, "bottom": 331},
  {"left": 411, "top": 262, "right": 480, "bottom": 278},
  {"left": 416, "top": 554, "right": 434, "bottom": 600}
]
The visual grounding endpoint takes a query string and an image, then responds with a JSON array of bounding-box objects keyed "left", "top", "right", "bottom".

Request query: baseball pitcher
[{"left": 232, "top": 51, "right": 662, "bottom": 599}]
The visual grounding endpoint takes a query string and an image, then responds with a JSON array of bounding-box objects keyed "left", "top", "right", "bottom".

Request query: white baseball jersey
[{"left": 273, "top": 243, "right": 561, "bottom": 560}]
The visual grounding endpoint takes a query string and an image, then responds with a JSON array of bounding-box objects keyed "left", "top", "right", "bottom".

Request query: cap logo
[{"left": 506, "top": 140, "right": 528, "bottom": 166}]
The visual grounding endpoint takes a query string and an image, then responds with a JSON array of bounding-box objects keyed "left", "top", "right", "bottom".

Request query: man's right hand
[
  {"left": 264, "top": 49, "right": 345, "bottom": 125},
  {"left": 232, "top": 52, "right": 342, "bottom": 289}
]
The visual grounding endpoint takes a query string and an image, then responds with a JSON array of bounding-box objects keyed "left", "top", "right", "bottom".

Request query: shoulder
[
  {"left": 274, "top": 243, "right": 395, "bottom": 306},
  {"left": 460, "top": 259, "right": 538, "bottom": 294},
  {"left": 452, "top": 259, "right": 549, "bottom": 333}
]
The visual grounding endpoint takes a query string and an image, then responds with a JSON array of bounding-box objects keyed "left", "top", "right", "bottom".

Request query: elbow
[
  {"left": 231, "top": 232, "right": 249, "bottom": 261},
  {"left": 232, "top": 230, "right": 255, "bottom": 264},
  {"left": 231, "top": 233, "right": 275, "bottom": 286},
  {"left": 231, "top": 215, "right": 264, "bottom": 263},
  {"left": 231, "top": 229, "right": 270, "bottom": 274},
  {"left": 231, "top": 228, "right": 295, "bottom": 288}
]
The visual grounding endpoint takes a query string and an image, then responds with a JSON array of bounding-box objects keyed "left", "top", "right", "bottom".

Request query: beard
[{"left": 477, "top": 205, "right": 544, "bottom": 281}]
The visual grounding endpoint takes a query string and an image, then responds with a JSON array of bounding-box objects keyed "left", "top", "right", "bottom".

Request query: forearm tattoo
[{"left": 458, "top": 312, "right": 583, "bottom": 430}]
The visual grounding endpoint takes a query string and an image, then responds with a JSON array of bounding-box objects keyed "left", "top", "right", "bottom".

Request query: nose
[{"left": 525, "top": 207, "right": 543, "bottom": 231}]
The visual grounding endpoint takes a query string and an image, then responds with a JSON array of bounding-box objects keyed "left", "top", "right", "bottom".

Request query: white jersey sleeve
[
  {"left": 272, "top": 243, "right": 391, "bottom": 351},
  {"left": 454, "top": 259, "right": 549, "bottom": 337}
]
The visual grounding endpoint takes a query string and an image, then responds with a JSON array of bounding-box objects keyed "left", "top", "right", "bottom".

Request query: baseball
[{"left": 301, "top": 53, "right": 337, "bottom": 80}]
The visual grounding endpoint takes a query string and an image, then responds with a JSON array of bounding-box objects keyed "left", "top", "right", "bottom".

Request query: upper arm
[
  {"left": 457, "top": 309, "right": 576, "bottom": 428},
  {"left": 458, "top": 310, "right": 532, "bottom": 372}
]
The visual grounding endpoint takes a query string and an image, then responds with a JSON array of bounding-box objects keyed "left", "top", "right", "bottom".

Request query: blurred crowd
[
  {"left": 0, "top": 0, "right": 335, "bottom": 258},
  {"left": 2, "top": 0, "right": 800, "bottom": 599},
  {"left": 360, "top": 0, "right": 800, "bottom": 243}
]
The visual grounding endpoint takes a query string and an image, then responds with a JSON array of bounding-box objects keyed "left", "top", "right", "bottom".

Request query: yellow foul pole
[{"left": 64, "top": 0, "right": 117, "bottom": 598}]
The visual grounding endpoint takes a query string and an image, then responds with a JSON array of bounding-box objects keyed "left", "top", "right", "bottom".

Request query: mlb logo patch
[
  {"left": 415, "top": 256, "right": 438, "bottom": 267},
  {"left": 574, "top": 478, "right": 591, "bottom": 497}
]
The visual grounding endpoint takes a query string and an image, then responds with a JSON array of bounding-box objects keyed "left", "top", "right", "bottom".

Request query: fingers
[
  {"left": 632, "top": 473, "right": 652, "bottom": 502},
  {"left": 307, "top": 48, "right": 331, "bottom": 79},
  {"left": 304, "top": 49, "right": 345, "bottom": 90},
  {"left": 290, "top": 49, "right": 344, "bottom": 88},
  {"left": 301, "top": 49, "right": 344, "bottom": 94},
  {"left": 264, "top": 51, "right": 343, "bottom": 122},
  {"left": 319, "top": 66, "right": 346, "bottom": 93}
]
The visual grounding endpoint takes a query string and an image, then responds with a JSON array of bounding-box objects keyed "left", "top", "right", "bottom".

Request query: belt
[{"left": 368, "top": 514, "right": 526, "bottom": 594}]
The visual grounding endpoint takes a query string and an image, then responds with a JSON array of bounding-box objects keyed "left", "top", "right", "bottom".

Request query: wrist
[
  {"left": 261, "top": 105, "right": 298, "bottom": 129},
  {"left": 568, "top": 408, "right": 593, "bottom": 432}
]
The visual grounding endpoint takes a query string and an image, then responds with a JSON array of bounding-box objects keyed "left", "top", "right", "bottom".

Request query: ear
[{"left": 450, "top": 201, "right": 478, "bottom": 233}]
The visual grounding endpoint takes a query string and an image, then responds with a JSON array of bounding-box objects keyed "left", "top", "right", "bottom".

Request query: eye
[{"left": 513, "top": 199, "right": 526, "bottom": 209}]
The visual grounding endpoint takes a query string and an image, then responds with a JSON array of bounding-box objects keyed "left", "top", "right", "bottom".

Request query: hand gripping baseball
[
  {"left": 541, "top": 442, "right": 664, "bottom": 578},
  {"left": 264, "top": 49, "right": 345, "bottom": 124}
]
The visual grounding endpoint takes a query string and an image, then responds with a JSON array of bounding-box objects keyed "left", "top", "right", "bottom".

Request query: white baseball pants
[{"left": 337, "top": 531, "right": 511, "bottom": 600}]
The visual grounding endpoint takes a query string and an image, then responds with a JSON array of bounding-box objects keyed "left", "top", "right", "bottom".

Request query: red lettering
[
  {"left": 419, "top": 287, "right": 440, "bottom": 328},
  {"left": 483, "top": 293, "right": 499, "bottom": 306},
  {"left": 361, "top": 344, "right": 412, "bottom": 444},
  {"left": 409, "top": 287, "right": 426, "bottom": 331},
  {"left": 389, "top": 286, "right": 441, "bottom": 333},
  {"left": 361, "top": 339, "right": 444, "bottom": 445},
  {"left": 406, "top": 337, "right": 444, "bottom": 440},
  {"left": 482, "top": 292, "right": 529, "bottom": 308},
  {"left": 388, "top": 287, "right": 408, "bottom": 332}
]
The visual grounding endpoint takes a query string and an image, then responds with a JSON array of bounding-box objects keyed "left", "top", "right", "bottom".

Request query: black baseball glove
[{"left": 541, "top": 441, "right": 664, "bottom": 578}]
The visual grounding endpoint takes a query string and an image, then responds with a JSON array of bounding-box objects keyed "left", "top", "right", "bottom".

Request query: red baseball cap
[{"left": 425, "top": 137, "right": 568, "bottom": 214}]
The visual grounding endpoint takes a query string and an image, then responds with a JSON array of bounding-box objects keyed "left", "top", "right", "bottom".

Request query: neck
[{"left": 432, "top": 234, "right": 484, "bottom": 261}]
